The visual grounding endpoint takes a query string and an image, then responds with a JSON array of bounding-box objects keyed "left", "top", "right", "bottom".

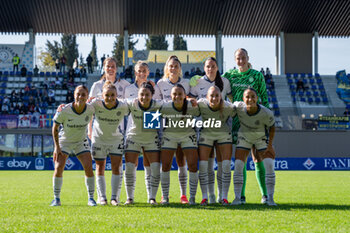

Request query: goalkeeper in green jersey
[{"left": 223, "top": 48, "right": 275, "bottom": 204}]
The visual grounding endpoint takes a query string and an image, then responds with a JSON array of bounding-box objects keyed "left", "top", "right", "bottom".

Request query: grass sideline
[{"left": 1, "top": 171, "right": 349, "bottom": 232}]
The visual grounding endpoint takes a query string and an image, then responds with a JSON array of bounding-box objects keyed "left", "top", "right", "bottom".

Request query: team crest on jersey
[
  {"left": 200, "top": 137, "right": 205, "bottom": 142},
  {"left": 119, "top": 87, "right": 123, "bottom": 91},
  {"left": 255, "top": 120, "right": 260, "bottom": 125},
  {"left": 85, "top": 116, "right": 89, "bottom": 122},
  {"left": 116, "top": 111, "right": 121, "bottom": 116},
  {"left": 249, "top": 77, "right": 254, "bottom": 83}
]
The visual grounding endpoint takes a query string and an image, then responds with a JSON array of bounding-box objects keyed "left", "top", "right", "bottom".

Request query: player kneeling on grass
[
  {"left": 124, "top": 82, "right": 162, "bottom": 205},
  {"left": 88, "top": 81, "right": 129, "bottom": 206},
  {"left": 232, "top": 88, "right": 277, "bottom": 206},
  {"left": 160, "top": 84, "right": 200, "bottom": 205},
  {"left": 51, "top": 85, "right": 96, "bottom": 207},
  {"left": 197, "top": 86, "right": 235, "bottom": 206}
]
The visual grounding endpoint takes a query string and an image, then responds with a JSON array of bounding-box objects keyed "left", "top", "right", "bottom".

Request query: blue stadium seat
[
  {"left": 273, "top": 103, "right": 279, "bottom": 109},
  {"left": 311, "top": 85, "right": 317, "bottom": 90},
  {"left": 293, "top": 73, "right": 298, "bottom": 78},
  {"left": 291, "top": 90, "right": 296, "bottom": 97},
  {"left": 149, "top": 72, "right": 155, "bottom": 78},
  {"left": 307, "top": 73, "right": 313, "bottom": 78},
  {"left": 10, "top": 71, "right": 14, "bottom": 76},
  {"left": 306, "top": 91, "right": 312, "bottom": 97},
  {"left": 286, "top": 73, "right": 291, "bottom": 78},
  {"left": 316, "top": 79, "right": 322, "bottom": 84},
  {"left": 26, "top": 77, "right": 32, "bottom": 82},
  {"left": 292, "top": 96, "right": 296, "bottom": 102},
  {"left": 309, "top": 78, "right": 315, "bottom": 84},
  {"left": 300, "top": 73, "right": 306, "bottom": 78},
  {"left": 0, "top": 89, "right": 5, "bottom": 95},
  {"left": 40, "top": 72, "right": 45, "bottom": 77},
  {"left": 346, "top": 104, "right": 350, "bottom": 109},
  {"left": 52, "top": 72, "right": 57, "bottom": 77},
  {"left": 287, "top": 78, "right": 293, "bottom": 84},
  {"left": 16, "top": 71, "right": 21, "bottom": 76},
  {"left": 298, "top": 90, "right": 304, "bottom": 97},
  {"left": 313, "top": 91, "right": 319, "bottom": 97},
  {"left": 27, "top": 71, "right": 33, "bottom": 76},
  {"left": 270, "top": 90, "right": 276, "bottom": 96},
  {"left": 315, "top": 73, "right": 320, "bottom": 78},
  {"left": 274, "top": 109, "right": 280, "bottom": 116},
  {"left": 320, "top": 91, "right": 326, "bottom": 97},
  {"left": 4, "top": 71, "right": 9, "bottom": 76},
  {"left": 2, "top": 76, "right": 7, "bottom": 82},
  {"left": 322, "top": 97, "right": 328, "bottom": 103},
  {"left": 303, "top": 79, "right": 308, "bottom": 84},
  {"left": 307, "top": 97, "right": 313, "bottom": 103},
  {"left": 289, "top": 84, "right": 295, "bottom": 90},
  {"left": 300, "top": 97, "right": 306, "bottom": 102},
  {"left": 318, "top": 84, "right": 324, "bottom": 90},
  {"left": 1, "top": 82, "right": 6, "bottom": 88},
  {"left": 58, "top": 72, "right": 63, "bottom": 77},
  {"left": 315, "top": 97, "right": 321, "bottom": 104},
  {"left": 46, "top": 72, "right": 51, "bottom": 77},
  {"left": 272, "top": 97, "right": 277, "bottom": 103}
]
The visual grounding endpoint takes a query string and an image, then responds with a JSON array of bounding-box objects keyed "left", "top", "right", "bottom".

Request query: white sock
[
  {"left": 53, "top": 177, "right": 63, "bottom": 199},
  {"left": 161, "top": 171, "right": 170, "bottom": 200},
  {"left": 233, "top": 159, "right": 244, "bottom": 200},
  {"left": 199, "top": 160, "right": 209, "bottom": 200},
  {"left": 263, "top": 158, "right": 276, "bottom": 200},
  {"left": 208, "top": 158, "right": 215, "bottom": 196},
  {"left": 144, "top": 166, "right": 151, "bottom": 200},
  {"left": 96, "top": 175, "right": 106, "bottom": 200},
  {"left": 216, "top": 161, "right": 223, "bottom": 200},
  {"left": 116, "top": 164, "right": 123, "bottom": 202},
  {"left": 189, "top": 172, "right": 198, "bottom": 199},
  {"left": 85, "top": 176, "right": 95, "bottom": 199},
  {"left": 150, "top": 162, "right": 160, "bottom": 200},
  {"left": 111, "top": 174, "right": 120, "bottom": 200},
  {"left": 178, "top": 166, "right": 187, "bottom": 196},
  {"left": 221, "top": 160, "right": 231, "bottom": 200},
  {"left": 125, "top": 162, "right": 136, "bottom": 200}
]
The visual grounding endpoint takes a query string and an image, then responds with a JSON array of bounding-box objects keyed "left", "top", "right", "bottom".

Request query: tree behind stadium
[
  {"left": 146, "top": 35, "right": 168, "bottom": 50},
  {"left": 90, "top": 34, "right": 98, "bottom": 68},
  {"left": 61, "top": 34, "right": 79, "bottom": 69},
  {"left": 112, "top": 35, "right": 138, "bottom": 67},
  {"left": 173, "top": 35, "right": 187, "bottom": 50}
]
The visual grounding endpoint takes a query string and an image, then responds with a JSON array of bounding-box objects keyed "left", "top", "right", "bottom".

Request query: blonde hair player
[
  {"left": 88, "top": 81, "right": 129, "bottom": 206},
  {"left": 155, "top": 55, "right": 191, "bottom": 204},
  {"left": 51, "top": 85, "right": 96, "bottom": 207},
  {"left": 231, "top": 88, "right": 276, "bottom": 206}
]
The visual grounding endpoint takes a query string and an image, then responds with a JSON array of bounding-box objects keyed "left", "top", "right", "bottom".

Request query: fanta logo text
[{"left": 324, "top": 158, "right": 350, "bottom": 169}]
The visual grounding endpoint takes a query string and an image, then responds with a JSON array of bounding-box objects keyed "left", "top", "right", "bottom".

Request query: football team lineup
[{"left": 50, "top": 53, "right": 277, "bottom": 207}]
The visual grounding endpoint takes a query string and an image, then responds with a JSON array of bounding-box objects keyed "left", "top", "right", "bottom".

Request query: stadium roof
[{"left": 1, "top": 0, "right": 350, "bottom": 37}]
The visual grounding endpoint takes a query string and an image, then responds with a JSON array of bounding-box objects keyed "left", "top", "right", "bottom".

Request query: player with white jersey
[
  {"left": 124, "top": 82, "right": 162, "bottom": 205},
  {"left": 124, "top": 61, "right": 161, "bottom": 202},
  {"left": 90, "top": 57, "right": 130, "bottom": 99},
  {"left": 89, "top": 57, "right": 128, "bottom": 203},
  {"left": 232, "top": 87, "right": 277, "bottom": 206},
  {"left": 197, "top": 86, "right": 235, "bottom": 205},
  {"left": 189, "top": 57, "right": 233, "bottom": 204},
  {"left": 154, "top": 55, "right": 191, "bottom": 204},
  {"left": 50, "top": 85, "right": 96, "bottom": 207},
  {"left": 88, "top": 81, "right": 129, "bottom": 206},
  {"left": 160, "top": 84, "right": 200, "bottom": 205}
]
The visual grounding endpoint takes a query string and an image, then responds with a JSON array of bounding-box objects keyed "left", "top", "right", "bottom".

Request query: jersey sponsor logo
[
  {"left": 144, "top": 110, "right": 162, "bottom": 129},
  {"left": 303, "top": 158, "right": 315, "bottom": 170},
  {"left": 68, "top": 119, "right": 73, "bottom": 121},
  {"left": 98, "top": 111, "right": 103, "bottom": 113},
  {"left": 324, "top": 158, "right": 350, "bottom": 170},
  {"left": 129, "top": 93, "right": 135, "bottom": 97},
  {"left": 200, "top": 87, "right": 205, "bottom": 90},
  {"left": 85, "top": 116, "right": 89, "bottom": 122},
  {"left": 116, "top": 111, "right": 122, "bottom": 116},
  {"left": 119, "top": 87, "right": 123, "bottom": 91},
  {"left": 249, "top": 77, "right": 254, "bottom": 83},
  {"left": 255, "top": 120, "right": 260, "bottom": 125},
  {"left": 35, "top": 158, "right": 45, "bottom": 170},
  {"left": 163, "top": 89, "right": 169, "bottom": 92}
]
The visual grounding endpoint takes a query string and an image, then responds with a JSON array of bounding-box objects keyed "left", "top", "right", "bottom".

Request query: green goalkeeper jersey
[{"left": 223, "top": 68, "right": 269, "bottom": 143}]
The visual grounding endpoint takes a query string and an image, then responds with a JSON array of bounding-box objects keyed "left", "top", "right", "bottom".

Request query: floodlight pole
[
  {"left": 216, "top": 30, "right": 223, "bottom": 73},
  {"left": 314, "top": 31, "right": 319, "bottom": 74},
  {"left": 124, "top": 29, "right": 129, "bottom": 70}
]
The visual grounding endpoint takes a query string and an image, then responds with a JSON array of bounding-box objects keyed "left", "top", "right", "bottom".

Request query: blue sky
[{"left": 0, "top": 34, "right": 349, "bottom": 75}]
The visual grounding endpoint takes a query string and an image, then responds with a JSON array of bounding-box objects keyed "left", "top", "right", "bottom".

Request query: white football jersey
[
  {"left": 90, "top": 78, "right": 130, "bottom": 99},
  {"left": 124, "top": 82, "right": 161, "bottom": 100},
  {"left": 233, "top": 101, "right": 275, "bottom": 142},
  {"left": 190, "top": 75, "right": 231, "bottom": 100},
  {"left": 126, "top": 99, "right": 163, "bottom": 142},
  {"left": 161, "top": 101, "right": 200, "bottom": 139},
  {"left": 90, "top": 99, "right": 129, "bottom": 144},
  {"left": 53, "top": 103, "right": 94, "bottom": 143},
  {"left": 197, "top": 98, "right": 235, "bottom": 137},
  {"left": 155, "top": 78, "right": 190, "bottom": 100}
]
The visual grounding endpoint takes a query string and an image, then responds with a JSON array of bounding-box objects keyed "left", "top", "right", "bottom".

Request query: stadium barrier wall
[{"left": 1, "top": 156, "right": 349, "bottom": 171}]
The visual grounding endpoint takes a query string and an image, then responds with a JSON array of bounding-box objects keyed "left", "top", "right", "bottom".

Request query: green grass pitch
[{"left": 0, "top": 171, "right": 349, "bottom": 232}]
